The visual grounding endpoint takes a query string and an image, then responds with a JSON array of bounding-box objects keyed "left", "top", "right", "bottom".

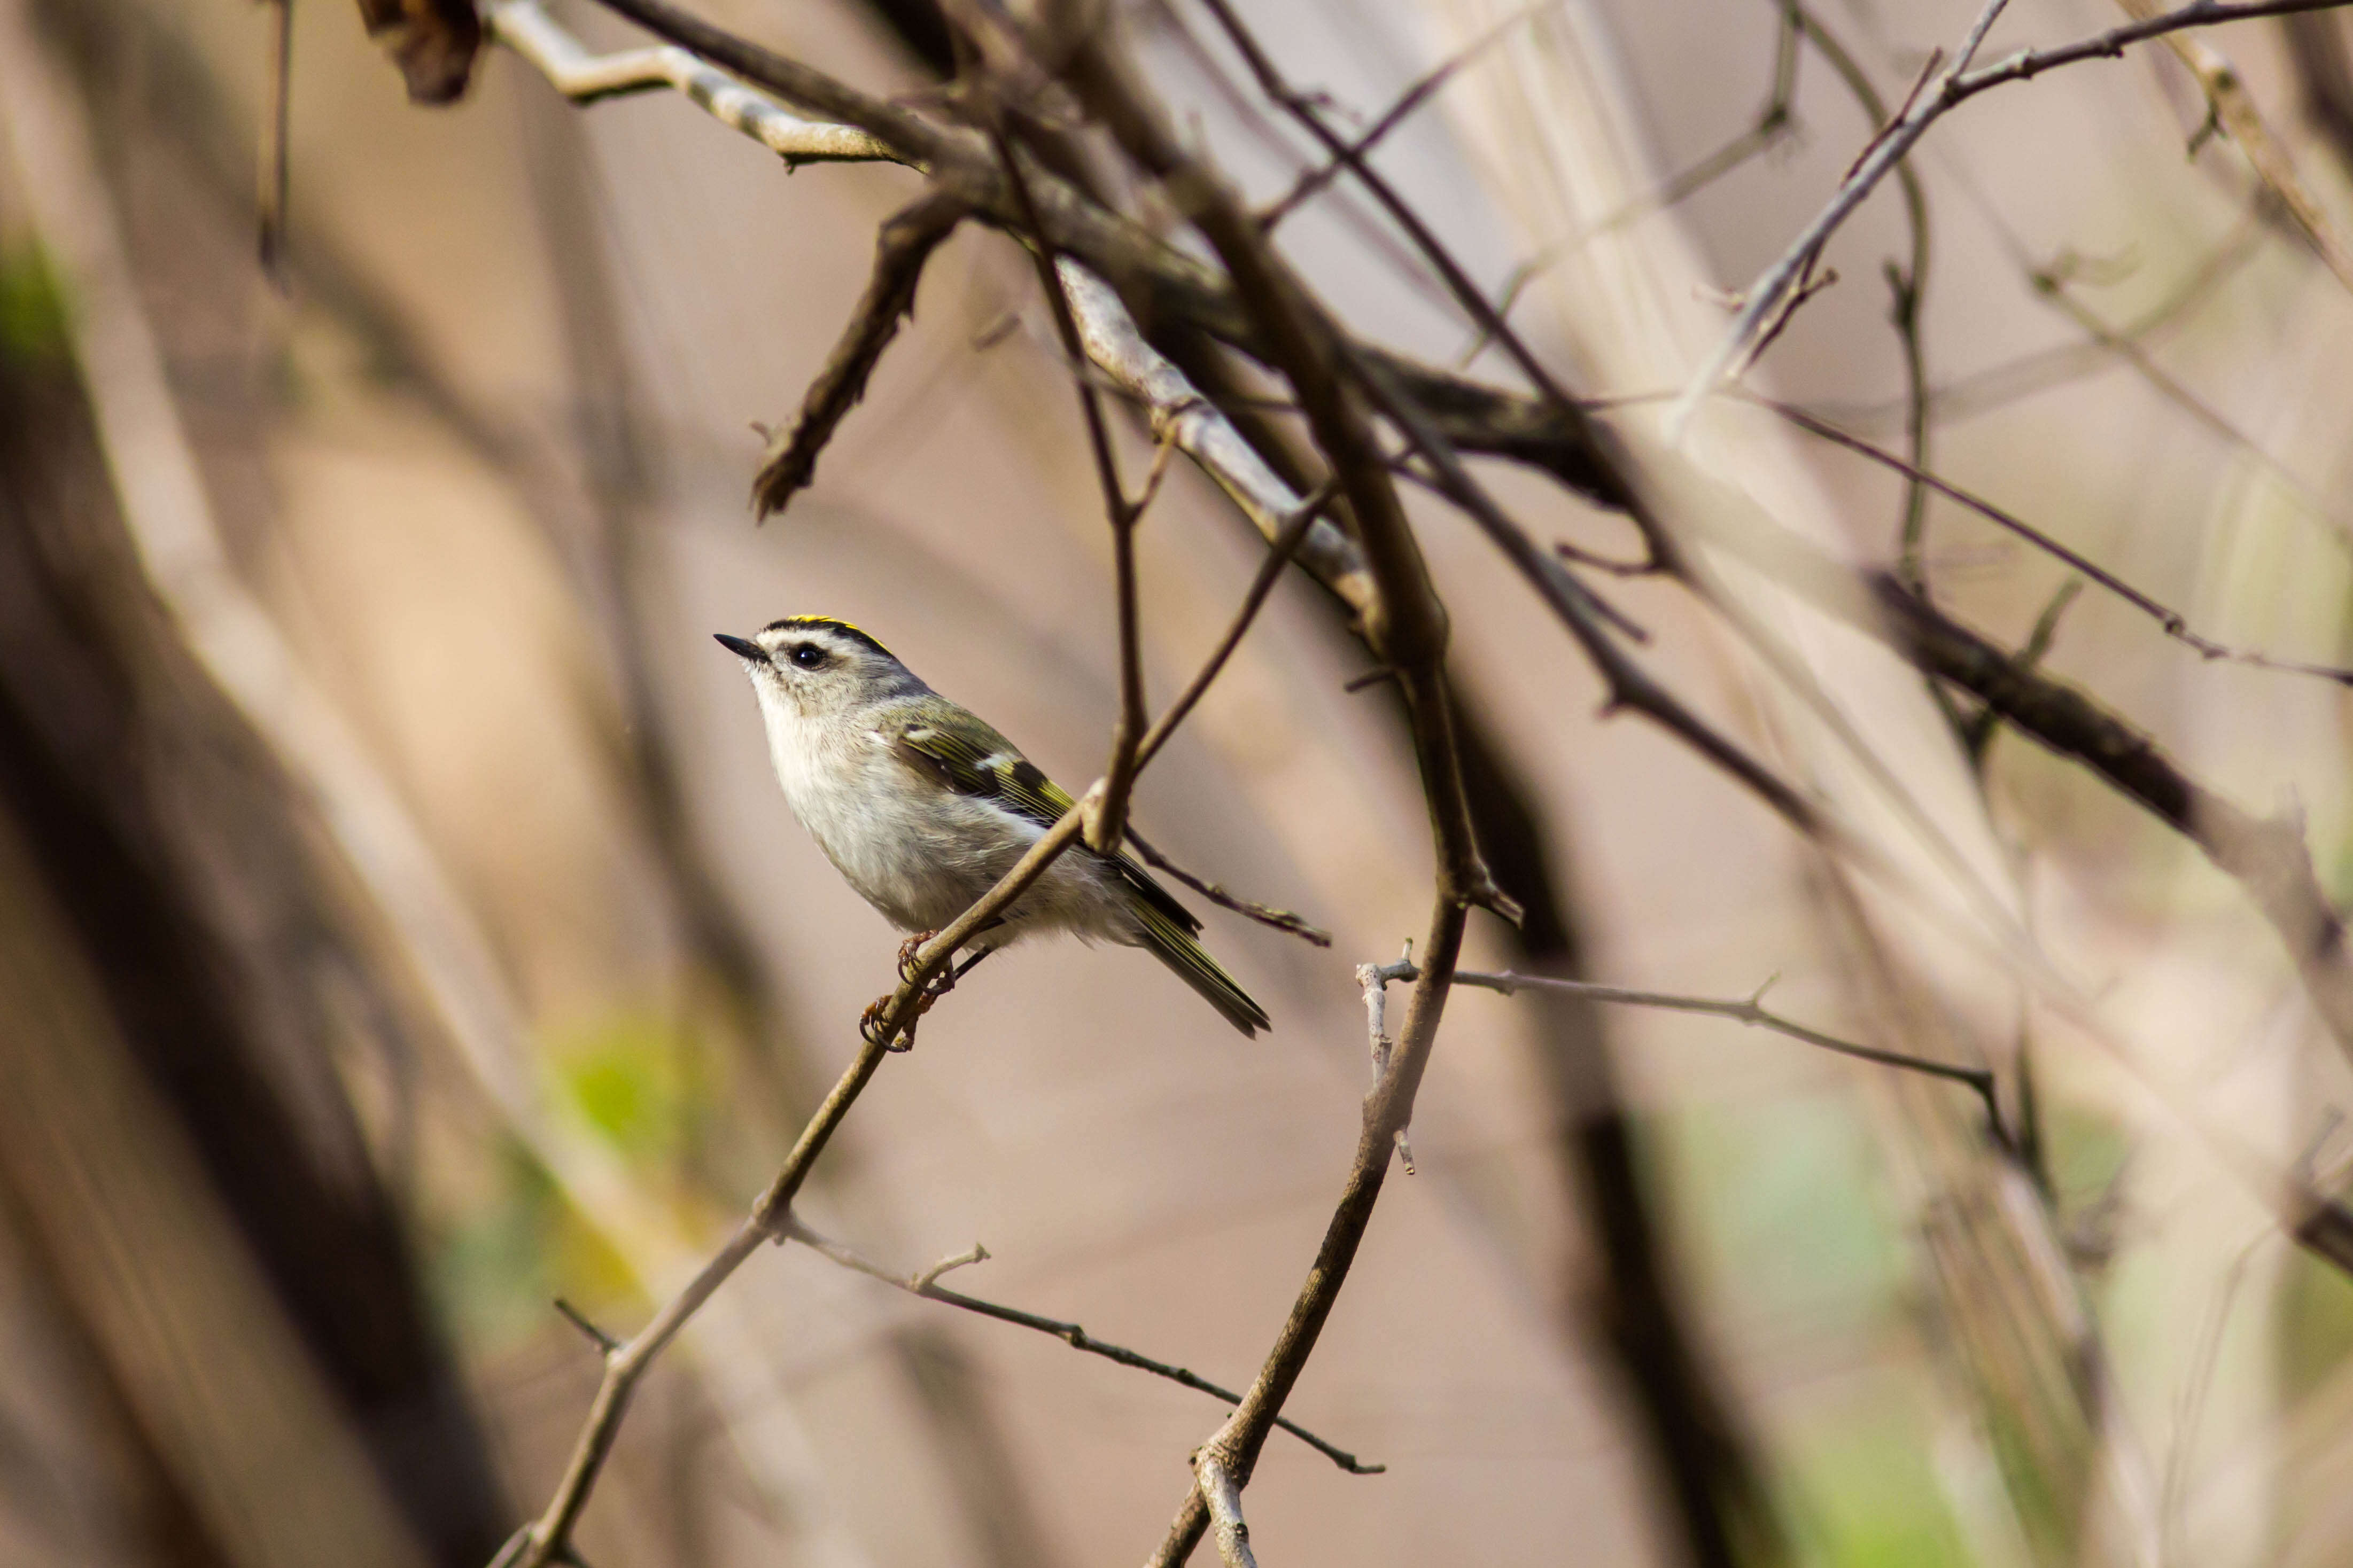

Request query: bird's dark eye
[{"left": 788, "top": 643, "right": 828, "bottom": 669}]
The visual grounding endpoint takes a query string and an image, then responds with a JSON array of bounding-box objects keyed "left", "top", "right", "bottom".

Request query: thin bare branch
[
  {"left": 782, "top": 1221, "right": 1384, "bottom": 1475},
  {"left": 498, "top": 783, "right": 1096, "bottom": 1565},
  {"left": 1055, "top": 261, "right": 1378, "bottom": 607},
  {"left": 1194, "top": 0, "right": 1599, "bottom": 465},
  {"left": 1373, "top": 958, "right": 2008, "bottom": 1144},
  {"left": 1129, "top": 829, "right": 1332, "bottom": 946},
  {"left": 2022, "top": 253, "right": 2353, "bottom": 545},
  {"left": 989, "top": 126, "right": 1150, "bottom": 854},
  {"left": 1130, "top": 482, "right": 1336, "bottom": 774},
  {"left": 1768, "top": 1, "right": 1939, "bottom": 586},
  {"left": 1820, "top": 204, "right": 2266, "bottom": 430},
  {"left": 1674, "top": 0, "right": 2353, "bottom": 428},
  {"left": 1763, "top": 398, "right": 2353, "bottom": 686},
  {"left": 1473, "top": 1, "right": 1807, "bottom": 361},
  {"left": 1678, "top": 504, "right": 2353, "bottom": 1072},
  {"left": 1053, "top": 20, "right": 1506, "bottom": 1562},
  {"left": 551, "top": 1299, "right": 621, "bottom": 1356}
]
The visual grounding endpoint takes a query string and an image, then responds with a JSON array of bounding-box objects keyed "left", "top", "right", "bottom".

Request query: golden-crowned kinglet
[{"left": 717, "top": 617, "right": 1269, "bottom": 1035}]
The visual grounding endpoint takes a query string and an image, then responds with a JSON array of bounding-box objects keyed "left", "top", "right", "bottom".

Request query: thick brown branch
[
  {"left": 1871, "top": 580, "right": 2353, "bottom": 1059},
  {"left": 751, "top": 188, "right": 969, "bottom": 517}
]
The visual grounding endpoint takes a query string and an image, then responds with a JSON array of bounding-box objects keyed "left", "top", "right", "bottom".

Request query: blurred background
[{"left": 2, "top": 0, "right": 2351, "bottom": 1563}]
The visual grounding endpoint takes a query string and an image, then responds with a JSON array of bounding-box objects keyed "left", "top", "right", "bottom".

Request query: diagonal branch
[
  {"left": 1680, "top": 505, "right": 2353, "bottom": 1071},
  {"left": 490, "top": 0, "right": 897, "bottom": 159},
  {"left": 751, "top": 188, "right": 969, "bottom": 517},
  {"left": 1125, "top": 829, "right": 1332, "bottom": 947},
  {"left": 1197, "top": 1456, "right": 1261, "bottom": 1568},
  {"left": 1764, "top": 400, "right": 2353, "bottom": 686},
  {"left": 2117, "top": 0, "right": 2353, "bottom": 293},
  {"left": 1254, "top": 0, "right": 1559, "bottom": 232}
]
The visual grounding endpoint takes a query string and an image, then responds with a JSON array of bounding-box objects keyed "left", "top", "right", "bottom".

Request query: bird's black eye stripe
[{"left": 788, "top": 643, "right": 828, "bottom": 669}]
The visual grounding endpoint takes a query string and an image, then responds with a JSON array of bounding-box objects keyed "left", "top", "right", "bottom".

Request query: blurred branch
[
  {"left": 1823, "top": 205, "right": 2266, "bottom": 428},
  {"left": 782, "top": 1221, "right": 1384, "bottom": 1473},
  {"left": 751, "top": 189, "right": 970, "bottom": 516},
  {"left": 258, "top": 0, "right": 292, "bottom": 283},
  {"left": 1194, "top": 0, "right": 1609, "bottom": 489},
  {"left": 1255, "top": 0, "right": 1562, "bottom": 232},
  {"left": 2287, "top": 10, "right": 2353, "bottom": 166},
  {"left": 1480, "top": 0, "right": 1806, "bottom": 358},
  {"left": 540, "top": 0, "right": 1634, "bottom": 510},
  {"left": 1958, "top": 577, "right": 2085, "bottom": 765},
  {"left": 351, "top": 0, "right": 481, "bottom": 102},
  {"left": 1696, "top": 508, "right": 2353, "bottom": 1072},
  {"left": 2119, "top": 0, "right": 2353, "bottom": 293},
  {"left": 1765, "top": 399, "right": 2353, "bottom": 685},
  {"left": 1675, "top": 0, "right": 2353, "bottom": 425},
  {"left": 1772, "top": 3, "right": 1938, "bottom": 588},
  {"left": 2023, "top": 248, "right": 2353, "bottom": 542},
  {"left": 1180, "top": 5, "right": 1886, "bottom": 900}
]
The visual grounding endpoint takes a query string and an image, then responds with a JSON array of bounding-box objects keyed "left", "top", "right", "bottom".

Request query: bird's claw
[
  {"left": 897, "top": 930, "right": 938, "bottom": 984},
  {"left": 869, "top": 933, "right": 966, "bottom": 1052},
  {"left": 861, "top": 995, "right": 916, "bottom": 1052}
]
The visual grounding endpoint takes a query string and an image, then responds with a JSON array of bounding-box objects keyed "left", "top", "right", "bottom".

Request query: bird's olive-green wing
[
  {"left": 889, "top": 708, "right": 1073, "bottom": 828},
  {"left": 889, "top": 708, "right": 1202, "bottom": 936}
]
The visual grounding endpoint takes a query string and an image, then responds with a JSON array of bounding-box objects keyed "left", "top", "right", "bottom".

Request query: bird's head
[{"left": 716, "top": 616, "right": 926, "bottom": 721}]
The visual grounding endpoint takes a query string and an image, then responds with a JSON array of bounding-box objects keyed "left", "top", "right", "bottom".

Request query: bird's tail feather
[{"left": 1134, "top": 904, "right": 1269, "bottom": 1036}]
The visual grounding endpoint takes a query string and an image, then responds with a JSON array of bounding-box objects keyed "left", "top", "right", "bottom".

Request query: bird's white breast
[{"left": 755, "top": 690, "right": 1046, "bottom": 933}]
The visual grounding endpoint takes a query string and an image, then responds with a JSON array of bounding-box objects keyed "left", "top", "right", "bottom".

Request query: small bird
[{"left": 717, "top": 616, "right": 1270, "bottom": 1036}]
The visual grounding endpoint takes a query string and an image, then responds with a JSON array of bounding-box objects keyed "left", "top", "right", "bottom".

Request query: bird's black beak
[{"left": 714, "top": 633, "right": 765, "bottom": 661}]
